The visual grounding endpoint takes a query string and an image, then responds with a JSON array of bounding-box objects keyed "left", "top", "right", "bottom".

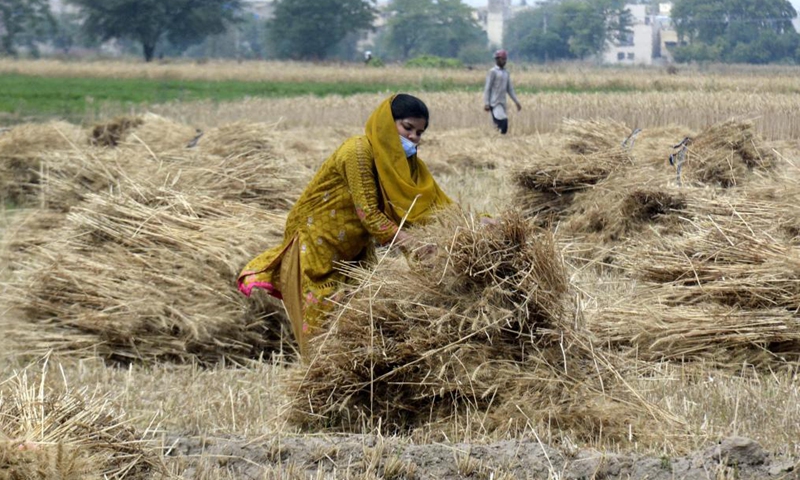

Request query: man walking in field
[{"left": 483, "top": 49, "right": 522, "bottom": 135}]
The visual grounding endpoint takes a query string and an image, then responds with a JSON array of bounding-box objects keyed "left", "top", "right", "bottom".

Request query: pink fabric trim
[{"left": 238, "top": 280, "right": 282, "bottom": 300}]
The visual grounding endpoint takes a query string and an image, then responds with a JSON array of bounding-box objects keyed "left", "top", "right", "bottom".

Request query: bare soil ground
[{"left": 167, "top": 434, "right": 799, "bottom": 479}]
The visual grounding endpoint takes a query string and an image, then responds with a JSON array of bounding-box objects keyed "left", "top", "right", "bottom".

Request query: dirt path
[{"left": 166, "top": 434, "right": 798, "bottom": 479}]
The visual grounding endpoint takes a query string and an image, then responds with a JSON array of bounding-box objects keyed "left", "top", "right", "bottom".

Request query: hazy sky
[{"left": 460, "top": 0, "right": 800, "bottom": 11}]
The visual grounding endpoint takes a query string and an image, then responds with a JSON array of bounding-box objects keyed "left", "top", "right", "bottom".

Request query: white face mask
[{"left": 399, "top": 135, "right": 417, "bottom": 157}]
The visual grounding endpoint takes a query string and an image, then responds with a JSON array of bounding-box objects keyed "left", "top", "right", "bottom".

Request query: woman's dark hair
[{"left": 391, "top": 94, "right": 429, "bottom": 128}]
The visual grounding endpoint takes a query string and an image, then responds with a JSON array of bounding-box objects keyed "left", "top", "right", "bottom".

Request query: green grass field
[
  {"left": 0, "top": 72, "right": 646, "bottom": 124},
  {"left": 0, "top": 74, "right": 404, "bottom": 121}
]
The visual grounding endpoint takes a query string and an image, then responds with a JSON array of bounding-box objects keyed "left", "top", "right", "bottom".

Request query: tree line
[{"left": 0, "top": 0, "right": 798, "bottom": 64}]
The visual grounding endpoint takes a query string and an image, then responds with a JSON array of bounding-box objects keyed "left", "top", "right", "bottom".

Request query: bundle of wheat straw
[
  {"left": 564, "top": 186, "right": 687, "bottom": 244},
  {"left": 34, "top": 148, "right": 163, "bottom": 212},
  {"left": 1, "top": 131, "right": 165, "bottom": 212},
  {"left": 685, "top": 190, "right": 800, "bottom": 242},
  {"left": 3, "top": 187, "right": 291, "bottom": 363},
  {"left": 120, "top": 112, "right": 200, "bottom": 152},
  {"left": 680, "top": 119, "right": 774, "bottom": 187},
  {"left": 286, "top": 210, "right": 667, "bottom": 441},
  {"left": 0, "top": 370, "right": 162, "bottom": 479},
  {"left": 158, "top": 121, "right": 314, "bottom": 210},
  {"left": 590, "top": 302, "right": 800, "bottom": 367},
  {"left": 201, "top": 121, "right": 280, "bottom": 158},
  {"left": 170, "top": 152, "right": 309, "bottom": 210},
  {"left": 624, "top": 218, "right": 800, "bottom": 309},
  {"left": 513, "top": 147, "right": 631, "bottom": 220},
  {"left": 561, "top": 118, "right": 633, "bottom": 154},
  {"left": 0, "top": 121, "right": 87, "bottom": 207},
  {"left": 90, "top": 116, "right": 144, "bottom": 147},
  {"left": 0, "top": 209, "right": 67, "bottom": 262}
]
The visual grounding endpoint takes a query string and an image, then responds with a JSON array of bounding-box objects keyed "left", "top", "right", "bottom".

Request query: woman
[{"left": 238, "top": 94, "right": 451, "bottom": 355}]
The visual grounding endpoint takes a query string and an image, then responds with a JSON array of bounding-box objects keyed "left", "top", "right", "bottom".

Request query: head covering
[
  {"left": 494, "top": 49, "right": 508, "bottom": 59},
  {"left": 364, "top": 95, "right": 451, "bottom": 225}
]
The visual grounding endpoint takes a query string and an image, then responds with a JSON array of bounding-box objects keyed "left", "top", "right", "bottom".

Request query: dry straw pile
[
  {"left": 5, "top": 188, "right": 289, "bottom": 363},
  {"left": 678, "top": 119, "right": 774, "bottom": 187},
  {"left": 561, "top": 118, "right": 632, "bottom": 155},
  {"left": 508, "top": 116, "right": 800, "bottom": 370},
  {"left": 592, "top": 302, "right": 800, "bottom": 366},
  {"left": 286, "top": 210, "right": 668, "bottom": 441},
  {"left": 515, "top": 119, "right": 778, "bottom": 249},
  {"left": 90, "top": 116, "right": 145, "bottom": 147},
  {"left": 513, "top": 119, "right": 634, "bottom": 221},
  {"left": 0, "top": 121, "right": 88, "bottom": 208},
  {"left": 597, "top": 215, "right": 800, "bottom": 368},
  {"left": 0, "top": 369, "right": 161, "bottom": 479},
  {"left": 0, "top": 114, "right": 311, "bottom": 363}
]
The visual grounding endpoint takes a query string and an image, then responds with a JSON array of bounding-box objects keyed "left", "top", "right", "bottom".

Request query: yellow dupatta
[{"left": 365, "top": 95, "right": 452, "bottom": 225}]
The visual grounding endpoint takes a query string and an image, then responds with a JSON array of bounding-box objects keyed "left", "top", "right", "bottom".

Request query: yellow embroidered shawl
[{"left": 367, "top": 95, "right": 451, "bottom": 225}]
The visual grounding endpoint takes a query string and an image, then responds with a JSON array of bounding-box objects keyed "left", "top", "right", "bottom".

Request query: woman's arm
[{"left": 343, "top": 138, "right": 400, "bottom": 245}]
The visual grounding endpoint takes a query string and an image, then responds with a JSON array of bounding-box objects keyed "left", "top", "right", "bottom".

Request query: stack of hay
[
  {"left": 5, "top": 187, "right": 289, "bottom": 364},
  {"left": 0, "top": 121, "right": 89, "bottom": 208},
  {"left": 0, "top": 370, "right": 161, "bottom": 479},
  {"left": 513, "top": 119, "right": 634, "bottom": 221},
  {"left": 561, "top": 118, "right": 633, "bottom": 155},
  {"left": 563, "top": 183, "right": 688, "bottom": 246},
  {"left": 591, "top": 208, "right": 800, "bottom": 367},
  {"left": 677, "top": 119, "right": 774, "bottom": 187},
  {"left": 118, "top": 113, "right": 199, "bottom": 152},
  {"left": 0, "top": 114, "right": 313, "bottom": 363},
  {"left": 175, "top": 121, "right": 308, "bottom": 210},
  {"left": 90, "top": 116, "right": 145, "bottom": 147},
  {"left": 625, "top": 217, "right": 800, "bottom": 309},
  {"left": 286, "top": 210, "right": 668, "bottom": 441}
]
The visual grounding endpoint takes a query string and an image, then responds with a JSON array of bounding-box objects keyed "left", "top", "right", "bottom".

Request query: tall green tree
[
  {"left": 0, "top": 0, "right": 54, "bottom": 56},
  {"left": 67, "top": 0, "right": 243, "bottom": 62},
  {"left": 381, "top": 0, "right": 486, "bottom": 61},
  {"left": 671, "top": 0, "right": 799, "bottom": 63},
  {"left": 382, "top": 0, "right": 434, "bottom": 59},
  {"left": 268, "top": 0, "right": 376, "bottom": 60},
  {"left": 505, "top": 0, "right": 631, "bottom": 62},
  {"left": 504, "top": 4, "right": 568, "bottom": 62}
]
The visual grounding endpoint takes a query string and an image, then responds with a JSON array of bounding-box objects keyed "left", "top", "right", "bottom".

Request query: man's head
[{"left": 494, "top": 49, "right": 508, "bottom": 67}]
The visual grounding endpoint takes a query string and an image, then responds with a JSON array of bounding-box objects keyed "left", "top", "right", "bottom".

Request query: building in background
[
  {"left": 48, "top": 0, "right": 78, "bottom": 14},
  {"left": 486, "top": 0, "right": 510, "bottom": 48},
  {"left": 244, "top": 0, "right": 276, "bottom": 20},
  {"left": 474, "top": 0, "right": 548, "bottom": 48},
  {"left": 602, "top": 4, "right": 661, "bottom": 65}
]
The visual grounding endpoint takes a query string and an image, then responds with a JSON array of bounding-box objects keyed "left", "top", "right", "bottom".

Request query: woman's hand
[
  {"left": 394, "top": 229, "right": 414, "bottom": 248},
  {"left": 395, "top": 230, "right": 437, "bottom": 260}
]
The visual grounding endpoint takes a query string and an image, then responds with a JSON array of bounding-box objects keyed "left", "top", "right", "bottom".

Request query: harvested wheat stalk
[
  {"left": 0, "top": 369, "right": 162, "bottom": 479},
  {"left": 514, "top": 147, "right": 632, "bottom": 220},
  {"left": 286, "top": 210, "right": 669, "bottom": 441},
  {"left": 678, "top": 119, "right": 774, "bottom": 187},
  {"left": 591, "top": 302, "right": 800, "bottom": 367},
  {"left": 561, "top": 118, "right": 633, "bottom": 155},
  {"left": 0, "top": 121, "right": 88, "bottom": 207},
  {"left": 3, "top": 187, "right": 290, "bottom": 364},
  {"left": 624, "top": 218, "right": 800, "bottom": 309}
]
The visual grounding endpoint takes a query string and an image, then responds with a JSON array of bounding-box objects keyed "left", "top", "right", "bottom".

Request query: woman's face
[{"left": 395, "top": 117, "right": 427, "bottom": 145}]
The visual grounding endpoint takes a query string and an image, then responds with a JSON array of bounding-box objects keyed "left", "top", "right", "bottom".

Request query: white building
[
  {"left": 603, "top": 4, "right": 660, "bottom": 65},
  {"left": 486, "top": 0, "right": 511, "bottom": 48},
  {"left": 244, "top": 0, "right": 275, "bottom": 20},
  {"left": 475, "top": 0, "right": 546, "bottom": 49},
  {"left": 48, "top": 0, "right": 79, "bottom": 15}
]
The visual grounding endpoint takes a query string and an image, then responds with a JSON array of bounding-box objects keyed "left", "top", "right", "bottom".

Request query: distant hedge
[{"left": 405, "top": 55, "right": 464, "bottom": 69}]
